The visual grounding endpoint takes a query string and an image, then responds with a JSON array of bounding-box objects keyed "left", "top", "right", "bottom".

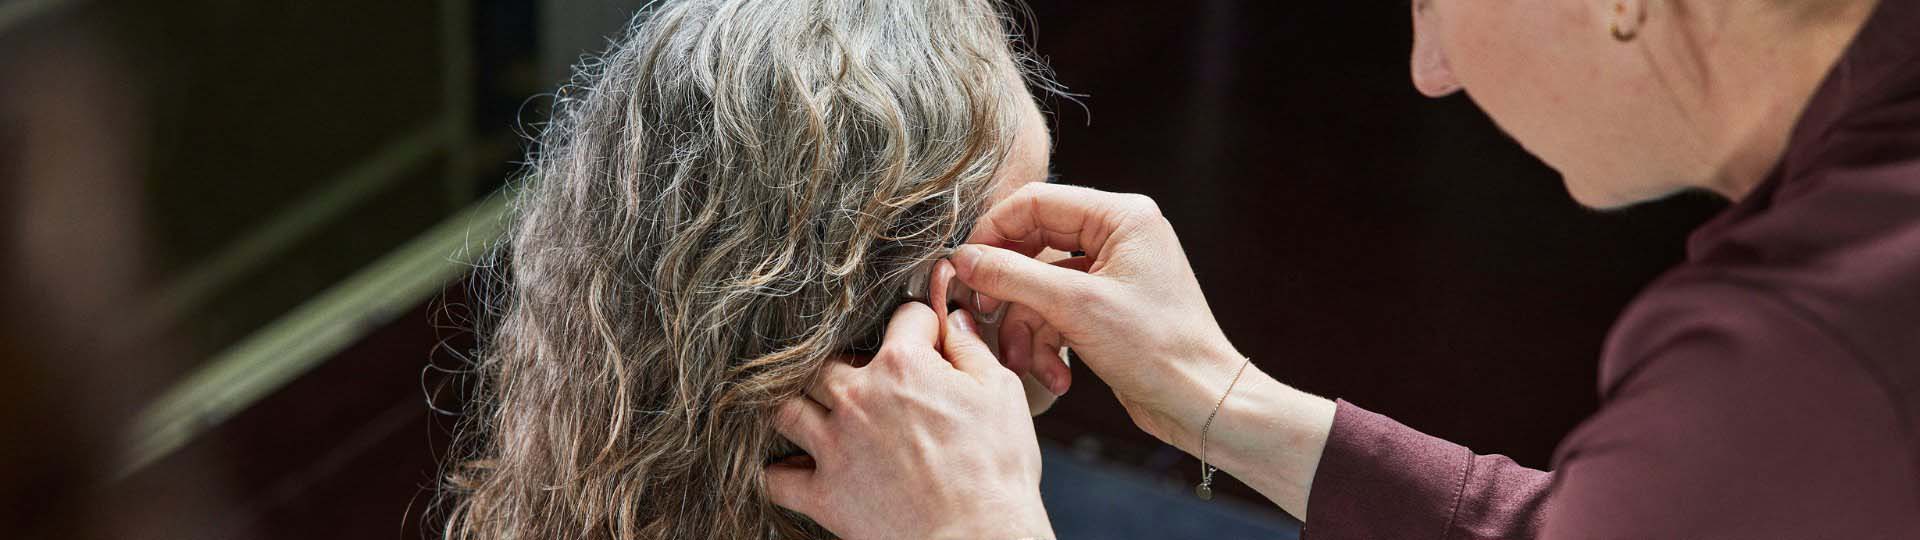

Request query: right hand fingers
[
  {"left": 949, "top": 244, "right": 1102, "bottom": 323},
  {"left": 994, "top": 254, "right": 1093, "bottom": 398},
  {"left": 992, "top": 255, "right": 1089, "bottom": 372},
  {"left": 964, "top": 183, "right": 1165, "bottom": 259},
  {"left": 1026, "top": 317, "right": 1069, "bottom": 396}
]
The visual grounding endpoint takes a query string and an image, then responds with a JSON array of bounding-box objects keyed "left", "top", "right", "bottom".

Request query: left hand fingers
[
  {"left": 941, "top": 309, "right": 1005, "bottom": 376},
  {"left": 774, "top": 396, "right": 833, "bottom": 456},
  {"left": 767, "top": 462, "right": 821, "bottom": 520},
  {"left": 878, "top": 302, "right": 942, "bottom": 363}
]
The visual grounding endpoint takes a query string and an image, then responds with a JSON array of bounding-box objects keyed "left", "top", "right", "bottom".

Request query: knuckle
[
  {"left": 1121, "top": 193, "right": 1163, "bottom": 217},
  {"left": 825, "top": 378, "right": 860, "bottom": 404},
  {"left": 874, "top": 341, "right": 915, "bottom": 364},
  {"left": 1060, "top": 279, "right": 1109, "bottom": 308},
  {"left": 773, "top": 401, "right": 801, "bottom": 427}
]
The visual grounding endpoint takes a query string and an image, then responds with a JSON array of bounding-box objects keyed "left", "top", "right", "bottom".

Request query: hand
[
  {"left": 953, "top": 183, "right": 1244, "bottom": 449},
  {"left": 767, "top": 300, "right": 1054, "bottom": 540},
  {"left": 952, "top": 183, "right": 1335, "bottom": 518}
]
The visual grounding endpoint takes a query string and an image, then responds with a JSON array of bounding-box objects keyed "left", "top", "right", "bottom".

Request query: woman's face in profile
[{"left": 1410, "top": 0, "right": 1707, "bottom": 208}]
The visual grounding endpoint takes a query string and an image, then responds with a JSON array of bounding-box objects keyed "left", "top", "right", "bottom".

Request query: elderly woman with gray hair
[
  {"left": 437, "top": 0, "right": 1066, "bottom": 538},
  {"left": 785, "top": 0, "right": 1920, "bottom": 538}
]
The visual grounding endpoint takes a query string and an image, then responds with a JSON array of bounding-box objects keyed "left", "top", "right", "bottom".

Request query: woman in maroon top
[{"left": 767, "top": 0, "right": 1920, "bottom": 538}]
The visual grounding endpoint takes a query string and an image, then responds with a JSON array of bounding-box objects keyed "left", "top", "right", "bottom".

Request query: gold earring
[{"left": 1609, "top": 2, "right": 1641, "bottom": 42}]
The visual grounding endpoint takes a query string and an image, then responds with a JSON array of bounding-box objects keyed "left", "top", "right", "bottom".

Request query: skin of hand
[
  {"left": 951, "top": 182, "right": 1335, "bottom": 519},
  {"left": 767, "top": 295, "right": 1054, "bottom": 540},
  {"left": 929, "top": 254, "right": 1065, "bottom": 415}
]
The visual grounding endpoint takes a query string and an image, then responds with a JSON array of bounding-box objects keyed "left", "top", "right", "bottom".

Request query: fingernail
[
  {"left": 1039, "top": 367, "right": 1068, "bottom": 396},
  {"left": 1003, "top": 322, "right": 1032, "bottom": 370},
  {"left": 949, "top": 245, "right": 982, "bottom": 281},
  {"left": 1050, "top": 348, "right": 1072, "bottom": 395},
  {"left": 949, "top": 309, "right": 977, "bottom": 337}
]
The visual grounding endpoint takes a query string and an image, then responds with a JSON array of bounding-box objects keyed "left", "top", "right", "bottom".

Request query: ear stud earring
[{"left": 1610, "top": 1, "right": 1645, "bottom": 42}]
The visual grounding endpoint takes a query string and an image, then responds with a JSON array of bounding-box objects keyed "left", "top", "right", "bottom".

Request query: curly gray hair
[{"left": 439, "top": 0, "right": 1055, "bottom": 538}]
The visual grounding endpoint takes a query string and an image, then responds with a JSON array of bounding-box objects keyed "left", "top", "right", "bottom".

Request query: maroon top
[{"left": 1305, "top": 1, "right": 1920, "bottom": 538}]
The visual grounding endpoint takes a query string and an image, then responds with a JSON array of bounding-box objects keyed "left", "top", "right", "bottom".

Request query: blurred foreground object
[{"left": 0, "top": 14, "right": 222, "bottom": 539}]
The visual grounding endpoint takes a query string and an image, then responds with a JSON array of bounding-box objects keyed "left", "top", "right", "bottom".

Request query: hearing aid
[
  {"left": 905, "top": 249, "right": 1006, "bottom": 325},
  {"left": 905, "top": 252, "right": 1003, "bottom": 363}
]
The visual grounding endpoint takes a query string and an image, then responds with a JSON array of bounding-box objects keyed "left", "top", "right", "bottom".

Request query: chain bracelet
[{"left": 1195, "top": 356, "right": 1253, "bottom": 500}]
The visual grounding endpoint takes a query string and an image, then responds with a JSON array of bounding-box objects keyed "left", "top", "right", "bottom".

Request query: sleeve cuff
[{"left": 1304, "top": 399, "right": 1473, "bottom": 540}]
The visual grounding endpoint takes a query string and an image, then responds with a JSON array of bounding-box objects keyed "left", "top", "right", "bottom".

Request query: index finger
[{"left": 964, "top": 183, "right": 1158, "bottom": 259}]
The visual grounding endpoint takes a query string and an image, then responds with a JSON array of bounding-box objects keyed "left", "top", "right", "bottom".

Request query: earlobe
[{"left": 1410, "top": 3, "right": 1461, "bottom": 97}]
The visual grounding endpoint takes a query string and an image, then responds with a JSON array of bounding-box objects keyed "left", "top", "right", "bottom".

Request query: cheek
[
  {"left": 987, "top": 176, "right": 1039, "bottom": 209},
  {"left": 1438, "top": 3, "right": 1568, "bottom": 105},
  {"left": 1439, "top": 2, "right": 1609, "bottom": 167}
]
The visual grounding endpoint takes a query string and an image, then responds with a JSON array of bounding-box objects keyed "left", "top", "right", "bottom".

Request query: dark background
[{"left": 1, "top": 0, "right": 1722, "bottom": 538}]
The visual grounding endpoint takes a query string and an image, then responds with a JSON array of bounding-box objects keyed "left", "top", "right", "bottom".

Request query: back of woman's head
[{"left": 441, "top": 1, "right": 1046, "bottom": 538}]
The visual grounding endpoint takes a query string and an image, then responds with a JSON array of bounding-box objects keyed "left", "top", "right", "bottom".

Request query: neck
[{"left": 1683, "top": 0, "right": 1878, "bottom": 200}]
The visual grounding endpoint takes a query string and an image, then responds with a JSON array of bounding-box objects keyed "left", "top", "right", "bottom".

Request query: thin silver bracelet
[{"left": 1195, "top": 356, "right": 1253, "bottom": 500}]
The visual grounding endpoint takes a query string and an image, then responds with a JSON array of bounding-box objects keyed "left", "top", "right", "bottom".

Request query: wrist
[
  {"left": 1180, "top": 363, "right": 1334, "bottom": 520},
  {"left": 1142, "top": 342, "right": 1255, "bottom": 449},
  {"left": 930, "top": 487, "right": 1053, "bottom": 540}
]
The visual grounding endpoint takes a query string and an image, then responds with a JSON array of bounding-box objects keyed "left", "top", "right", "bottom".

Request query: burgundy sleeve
[
  {"left": 1303, "top": 401, "right": 1551, "bottom": 540},
  {"left": 1304, "top": 284, "right": 1917, "bottom": 539}
]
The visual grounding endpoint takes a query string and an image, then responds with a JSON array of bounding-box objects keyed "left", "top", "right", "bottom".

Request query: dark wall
[{"left": 1022, "top": 0, "right": 1723, "bottom": 486}]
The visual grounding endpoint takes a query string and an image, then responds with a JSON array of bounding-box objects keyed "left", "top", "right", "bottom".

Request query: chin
[
  {"left": 1561, "top": 173, "right": 1670, "bottom": 211},
  {"left": 1562, "top": 176, "right": 1627, "bottom": 210}
]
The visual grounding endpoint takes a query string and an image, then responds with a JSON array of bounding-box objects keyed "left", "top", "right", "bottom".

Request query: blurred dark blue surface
[{"left": 1040, "top": 444, "right": 1300, "bottom": 539}]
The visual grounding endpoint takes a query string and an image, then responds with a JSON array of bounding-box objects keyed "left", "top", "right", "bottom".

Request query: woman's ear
[
  {"left": 928, "top": 259, "right": 957, "bottom": 348},
  {"left": 1411, "top": 0, "right": 1461, "bottom": 97}
]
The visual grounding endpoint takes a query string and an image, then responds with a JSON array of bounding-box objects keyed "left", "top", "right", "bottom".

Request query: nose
[{"left": 1410, "top": 1, "right": 1461, "bottom": 97}]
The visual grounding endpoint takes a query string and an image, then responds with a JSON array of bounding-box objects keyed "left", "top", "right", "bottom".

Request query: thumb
[
  {"left": 942, "top": 309, "right": 1003, "bottom": 375},
  {"left": 949, "top": 244, "right": 1102, "bottom": 325}
]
